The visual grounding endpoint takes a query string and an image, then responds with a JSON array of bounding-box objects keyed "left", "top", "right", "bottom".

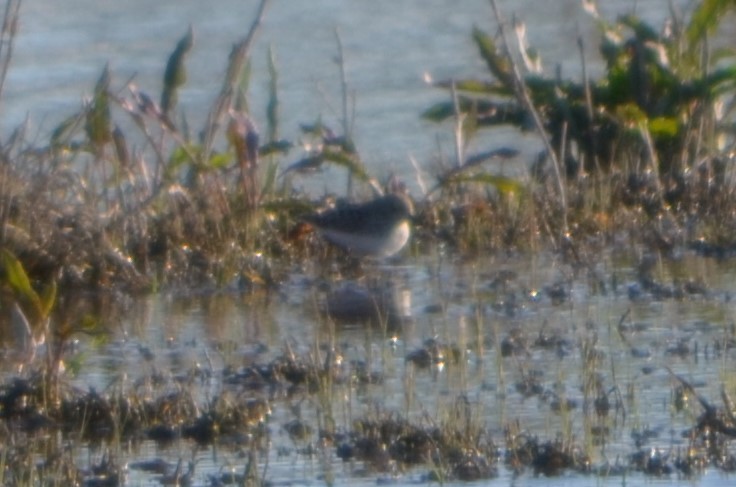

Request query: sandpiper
[{"left": 305, "top": 193, "right": 413, "bottom": 258}]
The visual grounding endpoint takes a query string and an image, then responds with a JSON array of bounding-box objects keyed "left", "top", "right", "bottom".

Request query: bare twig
[
  {"left": 408, "top": 154, "right": 428, "bottom": 197},
  {"left": 0, "top": 0, "right": 20, "bottom": 118},
  {"left": 489, "top": 0, "right": 569, "bottom": 237},
  {"left": 451, "top": 80, "right": 465, "bottom": 168},
  {"left": 577, "top": 34, "right": 601, "bottom": 175},
  {"left": 0, "top": 0, "right": 21, "bottom": 244},
  {"left": 334, "top": 28, "right": 352, "bottom": 143},
  {"left": 334, "top": 28, "right": 359, "bottom": 197}
]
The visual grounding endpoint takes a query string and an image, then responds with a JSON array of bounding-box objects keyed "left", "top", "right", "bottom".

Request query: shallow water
[{"left": 3, "top": 247, "right": 733, "bottom": 485}]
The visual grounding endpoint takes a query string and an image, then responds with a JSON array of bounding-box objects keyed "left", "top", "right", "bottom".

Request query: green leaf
[
  {"left": 78, "top": 313, "right": 104, "bottom": 335},
  {"left": 168, "top": 145, "right": 191, "bottom": 169},
  {"left": 421, "top": 101, "right": 456, "bottom": 122},
  {"left": 421, "top": 98, "right": 502, "bottom": 123},
  {"left": 64, "top": 352, "right": 85, "bottom": 376},
  {"left": 524, "top": 76, "right": 559, "bottom": 99},
  {"left": 445, "top": 173, "right": 524, "bottom": 195},
  {"left": 465, "top": 148, "right": 520, "bottom": 167},
  {"left": 267, "top": 46, "right": 279, "bottom": 142},
  {"left": 619, "top": 14, "right": 660, "bottom": 42},
  {"left": 649, "top": 117, "right": 679, "bottom": 138},
  {"left": 51, "top": 112, "right": 83, "bottom": 148},
  {"left": 161, "top": 25, "right": 194, "bottom": 116},
  {"left": 472, "top": 27, "right": 514, "bottom": 89},
  {"left": 321, "top": 148, "right": 371, "bottom": 182},
  {"left": 300, "top": 119, "right": 328, "bottom": 136},
  {"left": 703, "top": 66, "right": 736, "bottom": 94},
  {"left": 234, "top": 59, "right": 252, "bottom": 113},
  {"left": 0, "top": 249, "right": 41, "bottom": 314},
  {"left": 208, "top": 152, "right": 233, "bottom": 170},
  {"left": 85, "top": 64, "right": 112, "bottom": 147},
  {"left": 462, "top": 102, "right": 479, "bottom": 142},
  {"left": 433, "top": 78, "right": 511, "bottom": 96},
  {"left": 710, "top": 47, "right": 736, "bottom": 65},
  {"left": 687, "top": 0, "right": 735, "bottom": 45},
  {"left": 259, "top": 139, "right": 292, "bottom": 156},
  {"left": 167, "top": 144, "right": 200, "bottom": 178},
  {"left": 39, "top": 281, "right": 57, "bottom": 320},
  {"left": 283, "top": 155, "right": 323, "bottom": 175},
  {"left": 261, "top": 160, "right": 279, "bottom": 198},
  {"left": 112, "top": 125, "right": 130, "bottom": 168},
  {"left": 615, "top": 103, "right": 649, "bottom": 125}
]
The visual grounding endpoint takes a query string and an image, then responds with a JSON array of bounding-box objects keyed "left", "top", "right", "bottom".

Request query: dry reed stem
[{"left": 489, "top": 0, "right": 569, "bottom": 238}]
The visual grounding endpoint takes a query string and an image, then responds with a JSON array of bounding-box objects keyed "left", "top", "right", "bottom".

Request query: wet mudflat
[{"left": 3, "top": 246, "right": 736, "bottom": 486}]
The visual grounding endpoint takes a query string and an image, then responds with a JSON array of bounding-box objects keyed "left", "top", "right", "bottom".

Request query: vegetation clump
[{"left": 0, "top": 0, "right": 734, "bottom": 293}]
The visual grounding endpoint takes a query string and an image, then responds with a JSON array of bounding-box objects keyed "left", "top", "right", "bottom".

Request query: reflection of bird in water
[
  {"left": 322, "top": 280, "right": 412, "bottom": 332},
  {"left": 304, "top": 194, "right": 413, "bottom": 258}
]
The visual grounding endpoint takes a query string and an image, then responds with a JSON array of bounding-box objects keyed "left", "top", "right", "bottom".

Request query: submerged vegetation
[{"left": 2, "top": 0, "right": 736, "bottom": 484}]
